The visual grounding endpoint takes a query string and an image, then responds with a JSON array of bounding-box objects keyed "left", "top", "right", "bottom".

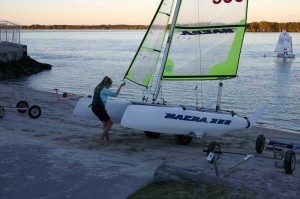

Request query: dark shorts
[{"left": 92, "top": 106, "right": 110, "bottom": 122}]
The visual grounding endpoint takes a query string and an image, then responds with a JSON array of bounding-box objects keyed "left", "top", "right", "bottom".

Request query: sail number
[{"left": 213, "top": 0, "right": 243, "bottom": 4}]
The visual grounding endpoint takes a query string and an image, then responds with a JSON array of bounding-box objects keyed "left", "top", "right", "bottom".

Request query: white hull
[
  {"left": 121, "top": 104, "right": 250, "bottom": 137},
  {"left": 277, "top": 52, "right": 295, "bottom": 59},
  {"left": 72, "top": 98, "right": 131, "bottom": 123},
  {"left": 73, "top": 97, "right": 97, "bottom": 120},
  {"left": 74, "top": 98, "right": 266, "bottom": 137}
]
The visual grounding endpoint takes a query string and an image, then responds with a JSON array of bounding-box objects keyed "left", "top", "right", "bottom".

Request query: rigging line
[
  {"left": 142, "top": 71, "right": 160, "bottom": 101},
  {"left": 125, "top": 80, "right": 148, "bottom": 95},
  {"left": 196, "top": 0, "right": 203, "bottom": 108},
  {"left": 158, "top": 82, "right": 165, "bottom": 103},
  {"left": 126, "top": 81, "right": 154, "bottom": 102},
  {"left": 194, "top": 1, "right": 199, "bottom": 106}
]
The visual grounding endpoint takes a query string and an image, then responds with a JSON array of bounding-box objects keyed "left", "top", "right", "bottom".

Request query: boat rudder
[{"left": 249, "top": 103, "right": 268, "bottom": 127}]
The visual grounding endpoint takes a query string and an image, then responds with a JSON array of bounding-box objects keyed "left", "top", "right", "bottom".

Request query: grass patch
[{"left": 127, "top": 180, "right": 251, "bottom": 199}]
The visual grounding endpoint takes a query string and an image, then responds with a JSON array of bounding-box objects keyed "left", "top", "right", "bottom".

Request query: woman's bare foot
[
  {"left": 100, "top": 135, "right": 105, "bottom": 142},
  {"left": 105, "top": 135, "right": 110, "bottom": 141}
]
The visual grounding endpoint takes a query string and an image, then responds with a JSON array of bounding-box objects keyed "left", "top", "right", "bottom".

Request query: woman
[{"left": 91, "top": 76, "right": 125, "bottom": 142}]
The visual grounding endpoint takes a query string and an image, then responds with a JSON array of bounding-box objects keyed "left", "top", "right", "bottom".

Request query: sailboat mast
[{"left": 152, "top": 0, "right": 182, "bottom": 102}]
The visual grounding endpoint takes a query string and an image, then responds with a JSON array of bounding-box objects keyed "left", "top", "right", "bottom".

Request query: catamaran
[
  {"left": 275, "top": 29, "right": 295, "bottom": 59},
  {"left": 73, "top": 0, "right": 267, "bottom": 145}
]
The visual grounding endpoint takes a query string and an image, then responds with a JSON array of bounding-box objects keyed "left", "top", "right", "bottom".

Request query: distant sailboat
[
  {"left": 275, "top": 29, "right": 295, "bottom": 59},
  {"left": 73, "top": 0, "right": 267, "bottom": 145}
]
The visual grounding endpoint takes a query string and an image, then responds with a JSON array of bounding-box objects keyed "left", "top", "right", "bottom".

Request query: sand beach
[{"left": 0, "top": 82, "right": 299, "bottom": 198}]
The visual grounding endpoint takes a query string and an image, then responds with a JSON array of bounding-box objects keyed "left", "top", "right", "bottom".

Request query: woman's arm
[{"left": 115, "top": 82, "right": 126, "bottom": 95}]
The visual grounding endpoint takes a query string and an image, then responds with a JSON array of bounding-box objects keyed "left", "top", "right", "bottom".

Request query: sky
[{"left": 1, "top": 0, "right": 300, "bottom": 26}]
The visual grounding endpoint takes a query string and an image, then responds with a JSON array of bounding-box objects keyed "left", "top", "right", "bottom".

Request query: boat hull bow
[
  {"left": 73, "top": 98, "right": 131, "bottom": 123},
  {"left": 121, "top": 104, "right": 249, "bottom": 137}
]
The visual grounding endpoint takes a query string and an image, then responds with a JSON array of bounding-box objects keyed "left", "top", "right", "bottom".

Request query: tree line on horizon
[
  {"left": 246, "top": 22, "right": 300, "bottom": 32},
  {"left": 20, "top": 24, "right": 148, "bottom": 30},
  {"left": 20, "top": 22, "right": 300, "bottom": 32}
]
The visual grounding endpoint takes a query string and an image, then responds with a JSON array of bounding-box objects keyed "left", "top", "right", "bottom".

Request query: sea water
[{"left": 5, "top": 30, "right": 300, "bottom": 134}]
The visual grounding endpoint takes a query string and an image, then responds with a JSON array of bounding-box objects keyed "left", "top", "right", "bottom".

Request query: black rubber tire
[
  {"left": 16, "top": 101, "right": 29, "bottom": 113},
  {"left": 28, "top": 105, "right": 42, "bottom": 119},
  {"left": 207, "top": 141, "right": 221, "bottom": 163},
  {"left": 174, "top": 135, "right": 193, "bottom": 145},
  {"left": 256, "top": 134, "right": 266, "bottom": 154},
  {"left": 144, "top": 131, "right": 161, "bottom": 139},
  {"left": 284, "top": 150, "right": 296, "bottom": 174},
  {"left": 0, "top": 106, "right": 5, "bottom": 119}
]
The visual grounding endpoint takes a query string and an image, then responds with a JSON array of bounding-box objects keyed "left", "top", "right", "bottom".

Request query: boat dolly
[
  {"left": 203, "top": 141, "right": 253, "bottom": 177},
  {"left": 0, "top": 100, "right": 41, "bottom": 119},
  {"left": 256, "top": 134, "right": 298, "bottom": 174},
  {"left": 204, "top": 136, "right": 298, "bottom": 176}
]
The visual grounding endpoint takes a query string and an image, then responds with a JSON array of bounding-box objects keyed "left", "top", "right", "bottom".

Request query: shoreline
[
  {"left": 0, "top": 82, "right": 300, "bottom": 198},
  {"left": 253, "top": 125, "right": 300, "bottom": 136},
  {"left": 18, "top": 21, "right": 300, "bottom": 32}
]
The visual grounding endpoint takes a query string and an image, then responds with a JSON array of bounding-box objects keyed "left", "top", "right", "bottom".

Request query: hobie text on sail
[{"left": 181, "top": 29, "right": 234, "bottom": 36}]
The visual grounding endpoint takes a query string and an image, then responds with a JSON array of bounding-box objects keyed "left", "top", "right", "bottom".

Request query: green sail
[
  {"left": 162, "top": 0, "right": 248, "bottom": 81},
  {"left": 124, "top": 0, "right": 175, "bottom": 87}
]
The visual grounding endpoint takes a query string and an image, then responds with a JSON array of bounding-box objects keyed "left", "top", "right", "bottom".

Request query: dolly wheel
[
  {"left": 144, "top": 131, "right": 161, "bottom": 139},
  {"left": 174, "top": 135, "right": 193, "bottom": 145},
  {"left": 284, "top": 150, "right": 296, "bottom": 174},
  {"left": 16, "top": 101, "right": 29, "bottom": 113},
  {"left": 207, "top": 141, "right": 221, "bottom": 163},
  {"left": 0, "top": 106, "right": 5, "bottom": 119},
  {"left": 28, "top": 105, "right": 42, "bottom": 119},
  {"left": 256, "top": 134, "right": 266, "bottom": 154}
]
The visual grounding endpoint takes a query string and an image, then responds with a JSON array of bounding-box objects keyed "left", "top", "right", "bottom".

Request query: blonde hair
[{"left": 95, "top": 76, "right": 112, "bottom": 91}]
